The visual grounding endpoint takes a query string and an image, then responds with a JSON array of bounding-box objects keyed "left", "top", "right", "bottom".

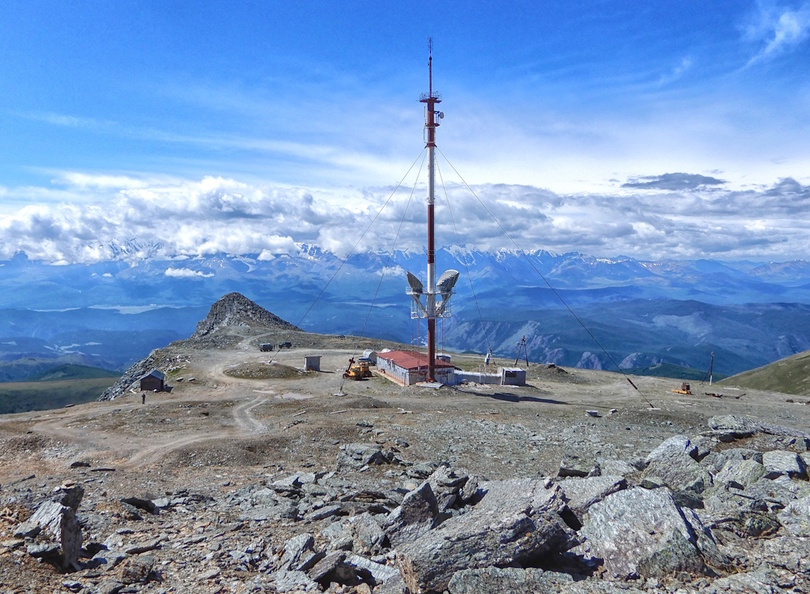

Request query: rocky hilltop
[
  {"left": 192, "top": 292, "right": 300, "bottom": 339},
  {"left": 99, "top": 292, "right": 299, "bottom": 401},
  {"left": 3, "top": 293, "right": 810, "bottom": 593}
]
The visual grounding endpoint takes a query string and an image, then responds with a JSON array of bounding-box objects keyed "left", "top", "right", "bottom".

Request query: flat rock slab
[
  {"left": 576, "top": 487, "right": 707, "bottom": 579},
  {"left": 384, "top": 480, "right": 439, "bottom": 548},
  {"left": 396, "top": 478, "right": 577, "bottom": 593},
  {"left": 645, "top": 435, "right": 698, "bottom": 464},
  {"left": 559, "top": 475, "right": 627, "bottom": 516},
  {"left": 642, "top": 452, "right": 711, "bottom": 494},
  {"left": 447, "top": 566, "right": 574, "bottom": 594},
  {"left": 778, "top": 495, "right": 810, "bottom": 536},
  {"left": 762, "top": 450, "right": 807, "bottom": 479}
]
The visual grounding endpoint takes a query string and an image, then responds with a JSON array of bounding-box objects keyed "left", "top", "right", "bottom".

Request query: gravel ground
[{"left": 1, "top": 326, "right": 808, "bottom": 592}]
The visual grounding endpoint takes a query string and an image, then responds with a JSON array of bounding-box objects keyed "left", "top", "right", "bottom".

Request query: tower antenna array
[{"left": 407, "top": 39, "right": 457, "bottom": 382}]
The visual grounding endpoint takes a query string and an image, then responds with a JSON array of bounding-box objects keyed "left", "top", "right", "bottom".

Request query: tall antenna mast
[{"left": 406, "top": 39, "right": 458, "bottom": 384}]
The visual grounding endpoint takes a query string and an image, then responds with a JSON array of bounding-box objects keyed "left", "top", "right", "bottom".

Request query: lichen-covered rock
[
  {"left": 396, "top": 479, "right": 577, "bottom": 593},
  {"left": 559, "top": 475, "right": 627, "bottom": 516},
  {"left": 575, "top": 487, "right": 710, "bottom": 579},
  {"left": 642, "top": 451, "right": 711, "bottom": 494},
  {"left": 762, "top": 450, "right": 807, "bottom": 479},
  {"left": 447, "top": 566, "right": 574, "bottom": 594},
  {"left": 645, "top": 435, "right": 698, "bottom": 464},
  {"left": 708, "top": 415, "right": 760, "bottom": 440},
  {"left": 384, "top": 481, "right": 439, "bottom": 548},
  {"left": 712, "top": 458, "right": 767, "bottom": 489},
  {"left": 778, "top": 495, "right": 810, "bottom": 536}
]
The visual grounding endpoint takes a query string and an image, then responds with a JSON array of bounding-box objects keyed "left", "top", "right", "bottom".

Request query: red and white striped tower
[
  {"left": 420, "top": 40, "right": 441, "bottom": 382},
  {"left": 407, "top": 40, "right": 457, "bottom": 384}
]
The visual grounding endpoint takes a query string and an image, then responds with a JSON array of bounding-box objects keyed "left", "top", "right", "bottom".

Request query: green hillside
[
  {"left": 720, "top": 350, "right": 810, "bottom": 396},
  {"left": 26, "top": 363, "right": 119, "bottom": 382},
  {"left": 625, "top": 362, "right": 727, "bottom": 382},
  {"left": 0, "top": 374, "right": 118, "bottom": 415}
]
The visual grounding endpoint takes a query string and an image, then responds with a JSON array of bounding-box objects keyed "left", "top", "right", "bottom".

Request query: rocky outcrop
[
  {"left": 7, "top": 414, "right": 810, "bottom": 592},
  {"left": 192, "top": 292, "right": 299, "bottom": 338}
]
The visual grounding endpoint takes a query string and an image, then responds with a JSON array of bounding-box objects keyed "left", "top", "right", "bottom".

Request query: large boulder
[
  {"left": 16, "top": 500, "right": 82, "bottom": 570},
  {"left": 395, "top": 479, "right": 577, "bottom": 593},
  {"left": 575, "top": 487, "right": 714, "bottom": 579},
  {"left": 384, "top": 481, "right": 439, "bottom": 548}
]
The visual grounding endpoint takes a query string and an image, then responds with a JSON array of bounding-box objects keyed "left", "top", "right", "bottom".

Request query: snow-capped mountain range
[{"left": 1, "top": 245, "right": 809, "bottom": 380}]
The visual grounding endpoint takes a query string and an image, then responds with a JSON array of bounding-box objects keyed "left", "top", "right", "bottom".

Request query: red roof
[{"left": 378, "top": 350, "right": 456, "bottom": 371}]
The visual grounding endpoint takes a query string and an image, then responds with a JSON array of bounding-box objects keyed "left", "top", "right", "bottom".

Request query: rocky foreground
[{"left": 2, "top": 413, "right": 810, "bottom": 593}]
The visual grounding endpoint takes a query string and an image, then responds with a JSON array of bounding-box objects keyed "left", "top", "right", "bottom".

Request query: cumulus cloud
[
  {"left": 0, "top": 172, "right": 808, "bottom": 264},
  {"left": 164, "top": 267, "right": 215, "bottom": 279}
]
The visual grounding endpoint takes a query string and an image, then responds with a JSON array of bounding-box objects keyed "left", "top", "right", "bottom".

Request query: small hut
[
  {"left": 140, "top": 369, "right": 165, "bottom": 392},
  {"left": 304, "top": 355, "right": 321, "bottom": 372},
  {"left": 500, "top": 367, "right": 526, "bottom": 386}
]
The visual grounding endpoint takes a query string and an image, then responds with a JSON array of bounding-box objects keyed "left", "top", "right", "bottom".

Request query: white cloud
[
  {"left": 164, "top": 267, "right": 215, "bottom": 279},
  {"left": 0, "top": 172, "right": 809, "bottom": 264},
  {"left": 745, "top": 1, "right": 810, "bottom": 65}
]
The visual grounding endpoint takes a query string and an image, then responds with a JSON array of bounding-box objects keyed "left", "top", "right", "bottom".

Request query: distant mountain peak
[{"left": 192, "top": 292, "right": 299, "bottom": 338}]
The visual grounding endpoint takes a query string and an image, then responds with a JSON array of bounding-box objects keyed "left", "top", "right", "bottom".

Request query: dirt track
[{"left": 2, "top": 328, "right": 808, "bottom": 489}]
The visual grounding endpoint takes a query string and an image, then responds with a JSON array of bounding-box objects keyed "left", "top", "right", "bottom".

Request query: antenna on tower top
[{"left": 428, "top": 37, "right": 433, "bottom": 96}]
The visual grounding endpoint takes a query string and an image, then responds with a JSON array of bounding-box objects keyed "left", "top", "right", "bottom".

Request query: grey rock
[
  {"left": 575, "top": 487, "right": 708, "bottom": 579},
  {"left": 280, "top": 533, "right": 320, "bottom": 571},
  {"left": 426, "top": 465, "right": 468, "bottom": 513},
  {"left": 345, "top": 554, "right": 399, "bottom": 584},
  {"left": 459, "top": 473, "right": 482, "bottom": 504},
  {"left": 596, "top": 458, "right": 636, "bottom": 477},
  {"left": 713, "top": 458, "right": 767, "bottom": 490},
  {"left": 306, "top": 550, "right": 346, "bottom": 583},
  {"left": 337, "top": 443, "right": 387, "bottom": 469},
  {"left": 120, "top": 496, "right": 158, "bottom": 515},
  {"left": 24, "top": 500, "right": 82, "bottom": 569},
  {"left": 383, "top": 480, "right": 439, "bottom": 548},
  {"left": 272, "top": 569, "right": 320, "bottom": 593},
  {"left": 559, "top": 475, "right": 627, "bottom": 516},
  {"left": 322, "top": 519, "right": 354, "bottom": 551},
  {"left": 762, "top": 449, "right": 806, "bottom": 479},
  {"left": 642, "top": 451, "right": 711, "bottom": 494},
  {"left": 743, "top": 476, "right": 807, "bottom": 511},
  {"left": 558, "top": 457, "right": 594, "bottom": 478},
  {"left": 778, "top": 495, "right": 810, "bottom": 536},
  {"left": 396, "top": 479, "right": 577, "bottom": 593},
  {"left": 708, "top": 415, "right": 760, "bottom": 439},
  {"left": 645, "top": 435, "right": 698, "bottom": 464},
  {"left": 349, "top": 512, "right": 386, "bottom": 556},
  {"left": 119, "top": 554, "right": 154, "bottom": 585},
  {"left": 304, "top": 503, "right": 342, "bottom": 522},
  {"left": 53, "top": 482, "right": 84, "bottom": 512},
  {"left": 91, "top": 548, "right": 127, "bottom": 570},
  {"left": 406, "top": 461, "right": 435, "bottom": 479},
  {"left": 703, "top": 566, "right": 798, "bottom": 593},
  {"left": 95, "top": 579, "right": 125, "bottom": 594},
  {"left": 701, "top": 448, "right": 764, "bottom": 474},
  {"left": 447, "top": 566, "right": 574, "bottom": 594},
  {"left": 27, "top": 541, "right": 60, "bottom": 558}
]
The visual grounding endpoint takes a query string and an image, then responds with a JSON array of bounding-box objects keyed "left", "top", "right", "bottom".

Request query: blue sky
[{"left": 1, "top": 1, "right": 809, "bottom": 263}]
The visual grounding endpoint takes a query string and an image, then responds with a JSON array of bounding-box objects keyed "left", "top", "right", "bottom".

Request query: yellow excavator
[
  {"left": 672, "top": 382, "right": 692, "bottom": 395},
  {"left": 343, "top": 358, "right": 372, "bottom": 380}
]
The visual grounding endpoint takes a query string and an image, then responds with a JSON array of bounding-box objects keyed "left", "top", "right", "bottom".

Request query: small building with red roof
[{"left": 376, "top": 350, "right": 457, "bottom": 386}]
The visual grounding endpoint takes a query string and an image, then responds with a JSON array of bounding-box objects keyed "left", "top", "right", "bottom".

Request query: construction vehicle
[
  {"left": 672, "top": 382, "right": 692, "bottom": 395},
  {"left": 343, "top": 358, "right": 372, "bottom": 380}
]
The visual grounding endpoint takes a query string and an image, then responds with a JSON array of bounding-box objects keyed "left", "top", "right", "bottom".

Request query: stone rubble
[{"left": 2, "top": 414, "right": 810, "bottom": 593}]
